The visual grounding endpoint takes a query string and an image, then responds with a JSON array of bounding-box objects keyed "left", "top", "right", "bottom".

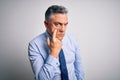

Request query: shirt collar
[{"left": 45, "top": 30, "right": 52, "bottom": 41}]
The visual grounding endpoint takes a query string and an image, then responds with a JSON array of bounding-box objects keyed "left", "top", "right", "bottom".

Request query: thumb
[{"left": 46, "top": 37, "right": 50, "bottom": 46}]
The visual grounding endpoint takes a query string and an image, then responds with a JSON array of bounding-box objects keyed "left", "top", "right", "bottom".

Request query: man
[{"left": 28, "top": 5, "right": 84, "bottom": 80}]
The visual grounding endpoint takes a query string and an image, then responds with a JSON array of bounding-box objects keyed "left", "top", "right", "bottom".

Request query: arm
[
  {"left": 28, "top": 30, "right": 62, "bottom": 80},
  {"left": 28, "top": 41, "right": 59, "bottom": 80},
  {"left": 74, "top": 40, "right": 85, "bottom": 80}
]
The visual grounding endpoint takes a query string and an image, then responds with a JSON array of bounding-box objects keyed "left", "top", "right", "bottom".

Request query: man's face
[{"left": 44, "top": 13, "right": 68, "bottom": 41}]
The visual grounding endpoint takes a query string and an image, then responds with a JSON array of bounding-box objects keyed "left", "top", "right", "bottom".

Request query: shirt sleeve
[
  {"left": 74, "top": 39, "right": 85, "bottom": 80},
  {"left": 28, "top": 41, "right": 59, "bottom": 80}
]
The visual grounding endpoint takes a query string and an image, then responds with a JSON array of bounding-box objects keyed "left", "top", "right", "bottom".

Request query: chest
[
  {"left": 38, "top": 39, "right": 76, "bottom": 64},
  {"left": 62, "top": 45, "right": 75, "bottom": 64}
]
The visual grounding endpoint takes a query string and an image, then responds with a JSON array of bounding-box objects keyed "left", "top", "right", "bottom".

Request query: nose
[{"left": 59, "top": 25, "right": 65, "bottom": 32}]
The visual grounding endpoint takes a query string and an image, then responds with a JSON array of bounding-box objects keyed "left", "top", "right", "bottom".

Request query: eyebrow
[{"left": 54, "top": 22, "right": 68, "bottom": 25}]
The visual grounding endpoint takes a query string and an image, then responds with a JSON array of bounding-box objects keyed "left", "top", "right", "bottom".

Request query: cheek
[
  {"left": 50, "top": 26, "right": 57, "bottom": 33},
  {"left": 47, "top": 26, "right": 55, "bottom": 35}
]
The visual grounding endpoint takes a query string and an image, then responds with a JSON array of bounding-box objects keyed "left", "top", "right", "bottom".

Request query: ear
[{"left": 44, "top": 20, "right": 48, "bottom": 28}]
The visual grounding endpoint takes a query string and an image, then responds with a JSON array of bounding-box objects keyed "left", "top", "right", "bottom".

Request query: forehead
[{"left": 50, "top": 13, "right": 68, "bottom": 23}]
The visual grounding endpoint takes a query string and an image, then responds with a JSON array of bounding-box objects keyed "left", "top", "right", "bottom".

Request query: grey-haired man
[{"left": 28, "top": 5, "right": 84, "bottom": 80}]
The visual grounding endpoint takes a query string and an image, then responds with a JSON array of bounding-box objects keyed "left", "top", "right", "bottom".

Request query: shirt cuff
[{"left": 46, "top": 55, "right": 59, "bottom": 68}]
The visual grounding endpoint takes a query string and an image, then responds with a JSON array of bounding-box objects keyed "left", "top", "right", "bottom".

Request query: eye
[
  {"left": 54, "top": 23, "right": 61, "bottom": 27},
  {"left": 64, "top": 23, "right": 68, "bottom": 26}
]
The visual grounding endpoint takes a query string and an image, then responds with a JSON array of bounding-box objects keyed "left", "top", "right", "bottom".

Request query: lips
[{"left": 57, "top": 34, "right": 64, "bottom": 37}]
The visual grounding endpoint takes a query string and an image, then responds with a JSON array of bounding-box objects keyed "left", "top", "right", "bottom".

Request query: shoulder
[
  {"left": 63, "top": 33, "right": 79, "bottom": 47},
  {"left": 28, "top": 32, "right": 47, "bottom": 53},
  {"left": 64, "top": 33, "right": 78, "bottom": 43},
  {"left": 29, "top": 32, "right": 46, "bottom": 46}
]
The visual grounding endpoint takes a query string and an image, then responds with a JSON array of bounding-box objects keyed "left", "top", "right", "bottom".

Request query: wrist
[{"left": 50, "top": 52, "right": 59, "bottom": 58}]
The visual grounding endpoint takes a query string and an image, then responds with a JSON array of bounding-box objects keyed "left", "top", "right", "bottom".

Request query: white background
[{"left": 0, "top": 0, "right": 120, "bottom": 80}]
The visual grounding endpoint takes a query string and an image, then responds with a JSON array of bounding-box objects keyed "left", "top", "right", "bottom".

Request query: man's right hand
[{"left": 47, "top": 29, "right": 62, "bottom": 58}]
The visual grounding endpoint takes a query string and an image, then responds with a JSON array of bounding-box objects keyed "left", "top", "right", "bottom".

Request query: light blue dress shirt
[{"left": 28, "top": 31, "right": 84, "bottom": 80}]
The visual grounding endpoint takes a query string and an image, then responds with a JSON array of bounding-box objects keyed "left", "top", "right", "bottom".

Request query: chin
[{"left": 57, "top": 37, "right": 63, "bottom": 41}]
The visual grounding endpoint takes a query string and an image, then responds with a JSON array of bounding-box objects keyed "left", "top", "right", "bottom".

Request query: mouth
[
  {"left": 56, "top": 34, "right": 65, "bottom": 40},
  {"left": 57, "top": 34, "right": 64, "bottom": 37}
]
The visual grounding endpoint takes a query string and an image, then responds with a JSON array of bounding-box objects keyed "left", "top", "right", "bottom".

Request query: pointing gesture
[
  {"left": 47, "top": 29, "right": 62, "bottom": 58},
  {"left": 52, "top": 29, "right": 57, "bottom": 42}
]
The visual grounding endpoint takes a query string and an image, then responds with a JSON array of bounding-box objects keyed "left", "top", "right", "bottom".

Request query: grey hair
[{"left": 45, "top": 5, "right": 68, "bottom": 21}]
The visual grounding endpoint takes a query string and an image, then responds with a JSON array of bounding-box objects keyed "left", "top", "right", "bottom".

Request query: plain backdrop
[{"left": 0, "top": 0, "right": 120, "bottom": 80}]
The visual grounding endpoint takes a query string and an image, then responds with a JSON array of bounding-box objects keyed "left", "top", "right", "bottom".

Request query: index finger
[{"left": 52, "top": 29, "right": 57, "bottom": 40}]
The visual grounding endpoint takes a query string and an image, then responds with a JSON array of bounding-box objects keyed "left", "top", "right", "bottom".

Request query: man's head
[{"left": 44, "top": 5, "right": 68, "bottom": 40}]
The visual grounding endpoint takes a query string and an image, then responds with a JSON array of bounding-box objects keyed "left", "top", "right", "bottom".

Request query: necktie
[{"left": 59, "top": 49, "right": 69, "bottom": 80}]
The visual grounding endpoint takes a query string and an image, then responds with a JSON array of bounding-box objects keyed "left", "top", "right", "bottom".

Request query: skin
[{"left": 44, "top": 13, "right": 68, "bottom": 58}]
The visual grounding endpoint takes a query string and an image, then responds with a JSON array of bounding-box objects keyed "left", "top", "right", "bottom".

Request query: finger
[
  {"left": 46, "top": 37, "right": 50, "bottom": 46},
  {"left": 52, "top": 29, "right": 57, "bottom": 40}
]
